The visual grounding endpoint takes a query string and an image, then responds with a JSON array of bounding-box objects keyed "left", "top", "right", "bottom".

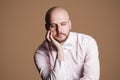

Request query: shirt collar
[{"left": 62, "top": 32, "right": 73, "bottom": 50}]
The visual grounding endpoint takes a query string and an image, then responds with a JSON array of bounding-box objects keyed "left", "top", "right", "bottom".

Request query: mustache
[{"left": 56, "top": 33, "right": 66, "bottom": 36}]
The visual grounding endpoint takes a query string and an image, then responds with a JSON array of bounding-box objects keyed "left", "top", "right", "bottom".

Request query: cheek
[
  {"left": 63, "top": 26, "right": 70, "bottom": 32},
  {"left": 50, "top": 27, "right": 56, "bottom": 33},
  {"left": 50, "top": 28, "right": 55, "bottom": 32},
  {"left": 53, "top": 32, "right": 56, "bottom": 36},
  {"left": 50, "top": 30, "right": 56, "bottom": 36}
]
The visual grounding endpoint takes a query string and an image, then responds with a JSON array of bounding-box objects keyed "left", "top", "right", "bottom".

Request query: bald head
[{"left": 45, "top": 6, "right": 70, "bottom": 30}]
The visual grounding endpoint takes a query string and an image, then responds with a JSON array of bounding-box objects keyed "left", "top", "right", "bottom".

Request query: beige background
[{"left": 0, "top": 0, "right": 120, "bottom": 80}]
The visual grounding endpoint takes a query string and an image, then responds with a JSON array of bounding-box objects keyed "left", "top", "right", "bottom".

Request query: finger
[
  {"left": 50, "top": 32, "right": 58, "bottom": 45},
  {"left": 46, "top": 30, "right": 51, "bottom": 42},
  {"left": 50, "top": 32, "right": 62, "bottom": 50},
  {"left": 50, "top": 32, "right": 55, "bottom": 42}
]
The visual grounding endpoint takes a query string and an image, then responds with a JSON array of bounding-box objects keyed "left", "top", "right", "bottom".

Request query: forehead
[{"left": 50, "top": 9, "right": 69, "bottom": 23}]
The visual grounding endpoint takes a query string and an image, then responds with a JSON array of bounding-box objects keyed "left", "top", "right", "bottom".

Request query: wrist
[
  {"left": 56, "top": 45, "right": 62, "bottom": 51},
  {"left": 57, "top": 50, "right": 64, "bottom": 61}
]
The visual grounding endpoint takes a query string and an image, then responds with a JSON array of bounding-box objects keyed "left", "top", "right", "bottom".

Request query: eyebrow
[{"left": 50, "top": 21, "right": 68, "bottom": 24}]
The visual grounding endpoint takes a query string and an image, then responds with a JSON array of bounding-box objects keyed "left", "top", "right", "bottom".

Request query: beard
[{"left": 54, "top": 32, "right": 70, "bottom": 43}]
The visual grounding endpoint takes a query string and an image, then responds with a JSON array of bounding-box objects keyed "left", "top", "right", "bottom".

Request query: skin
[{"left": 46, "top": 7, "right": 71, "bottom": 61}]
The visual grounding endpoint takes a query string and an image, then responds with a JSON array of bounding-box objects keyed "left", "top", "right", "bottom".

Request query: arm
[
  {"left": 46, "top": 30, "right": 64, "bottom": 61},
  {"left": 34, "top": 52, "right": 66, "bottom": 80},
  {"left": 34, "top": 31, "right": 66, "bottom": 80},
  {"left": 80, "top": 37, "right": 100, "bottom": 80}
]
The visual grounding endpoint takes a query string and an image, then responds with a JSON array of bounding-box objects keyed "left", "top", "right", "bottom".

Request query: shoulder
[
  {"left": 35, "top": 40, "right": 49, "bottom": 55},
  {"left": 70, "top": 32, "right": 98, "bottom": 46}
]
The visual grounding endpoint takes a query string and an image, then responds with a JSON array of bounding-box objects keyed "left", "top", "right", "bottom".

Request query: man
[{"left": 34, "top": 6, "right": 100, "bottom": 80}]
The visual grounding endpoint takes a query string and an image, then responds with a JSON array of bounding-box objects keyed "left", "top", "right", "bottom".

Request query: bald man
[{"left": 34, "top": 6, "right": 100, "bottom": 80}]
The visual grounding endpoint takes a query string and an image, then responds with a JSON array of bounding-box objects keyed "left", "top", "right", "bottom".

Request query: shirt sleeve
[
  {"left": 80, "top": 37, "right": 100, "bottom": 80},
  {"left": 34, "top": 51, "right": 67, "bottom": 80}
]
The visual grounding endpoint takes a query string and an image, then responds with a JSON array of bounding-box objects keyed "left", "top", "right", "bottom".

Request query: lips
[{"left": 56, "top": 33, "right": 66, "bottom": 38}]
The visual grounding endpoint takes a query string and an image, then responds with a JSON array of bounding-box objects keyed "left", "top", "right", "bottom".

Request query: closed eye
[
  {"left": 61, "top": 22, "right": 67, "bottom": 26},
  {"left": 50, "top": 24, "right": 56, "bottom": 28}
]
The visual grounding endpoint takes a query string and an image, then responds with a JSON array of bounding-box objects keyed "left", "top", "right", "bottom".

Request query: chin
[
  {"left": 54, "top": 33, "right": 69, "bottom": 43},
  {"left": 55, "top": 37, "right": 67, "bottom": 43}
]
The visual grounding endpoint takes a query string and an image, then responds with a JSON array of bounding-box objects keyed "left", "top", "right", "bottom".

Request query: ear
[{"left": 69, "top": 20, "right": 72, "bottom": 30}]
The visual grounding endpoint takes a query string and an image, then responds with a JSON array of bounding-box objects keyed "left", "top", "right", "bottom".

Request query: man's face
[{"left": 48, "top": 10, "right": 71, "bottom": 43}]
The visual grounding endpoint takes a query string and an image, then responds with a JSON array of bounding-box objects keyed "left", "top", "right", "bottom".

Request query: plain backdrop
[{"left": 0, "top": 0, "right": 120, "bottom": 80}]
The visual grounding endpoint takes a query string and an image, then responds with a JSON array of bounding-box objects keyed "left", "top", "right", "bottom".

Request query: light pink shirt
[{"left": 34, "top": 32, "right": 100, "bottom": 80}]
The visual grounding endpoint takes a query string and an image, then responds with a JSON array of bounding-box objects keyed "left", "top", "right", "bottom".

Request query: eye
[
  {"left": 61, "top": 22, "right": 67, "bottom": 26},
  {"left": 50, "top": 24, "right": 56, "bottom": 28}
]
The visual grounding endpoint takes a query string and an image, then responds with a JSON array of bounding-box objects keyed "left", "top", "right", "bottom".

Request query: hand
[
  {"left": 46, "top": 30, "right": 62, "bottom": 51},
  {"left": 46, "top": 30, "right": 64, "bottom": 61}
]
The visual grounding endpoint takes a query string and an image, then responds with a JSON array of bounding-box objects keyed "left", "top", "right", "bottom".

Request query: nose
[{"left": 56, "top": 24, "right": 62, "bottom": 33}]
